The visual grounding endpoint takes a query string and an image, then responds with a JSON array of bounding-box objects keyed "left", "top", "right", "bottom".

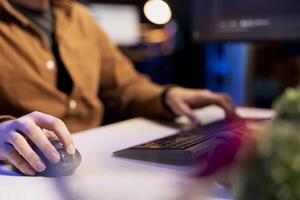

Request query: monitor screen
[{"left": 192, "top": 0, "right": 300, "bottom": 42}]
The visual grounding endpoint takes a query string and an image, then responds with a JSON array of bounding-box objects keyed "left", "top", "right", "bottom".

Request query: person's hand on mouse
[
  {"left": 164, "top": 87, "right": 236, "bottom": 124},
  {"left": 0, "top": 111, "right": 76, "bottom": 176}
]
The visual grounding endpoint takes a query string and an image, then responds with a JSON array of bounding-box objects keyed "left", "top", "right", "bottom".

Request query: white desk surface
[{"left": 0, "top": 107, "right": 275, "bottom": 200}]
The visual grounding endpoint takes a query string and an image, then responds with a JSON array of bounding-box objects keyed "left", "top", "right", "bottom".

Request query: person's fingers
[
  {"left": 43, "top": 129, "right": 59, "bottom": 141},
  {"left": 218, "top": 93, "right": 236, "bottom": 112},
  {"left": 5, "top": 146, "right": 36, "bottom": 176},
  {"left": 175, "top": 100, "right": 200, "bottom": 125},
  {"left": 167, "top": 99, "right": 183, "bottom": 116},
  {"left": 218, "top": 93, "right": 234, "bottom": 107},
  {"left": 209, "top": 94, "right": 235, "bottom": 116},
  {"left": 5, "top": 131, "right": 46, "bottom": 172},
  {"left": 14, "top": 120, "right": 60, "bottom": 164},
  {"left": 28, "top": 112, "right": 75, "bottom": 155},
  {"left": 193, "top": 90, "right": 234, "bottom": 113}
]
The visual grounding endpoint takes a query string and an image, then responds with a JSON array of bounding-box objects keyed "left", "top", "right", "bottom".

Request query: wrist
[{"left": 161, "top": 85, "right": 179, "bottom": 116}]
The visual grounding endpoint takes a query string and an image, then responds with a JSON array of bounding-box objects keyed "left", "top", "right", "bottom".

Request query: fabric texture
[{"left": 9, "top": 1, "right": 74, "bottom": 95}]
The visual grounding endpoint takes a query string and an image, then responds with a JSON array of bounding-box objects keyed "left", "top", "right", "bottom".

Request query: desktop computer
[
  {"left": 192, "top": 0, "right": 300, "bottom": 42},
  {"left": 192, "top": 0, "right": 300, "bottom": 108}
]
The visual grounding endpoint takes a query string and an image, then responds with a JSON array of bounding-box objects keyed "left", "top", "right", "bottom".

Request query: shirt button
[
  {"left": 69, "top": 99, "right": 77, "bottom": 110},
  {"left": 46, "top": 60, "right": 55, "bottom": 70}
]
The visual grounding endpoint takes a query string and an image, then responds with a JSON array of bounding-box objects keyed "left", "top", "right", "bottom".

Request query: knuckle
[
  {"left": 217, "top": 97, "right": 225, "bottom": 104},
  {"left": 201, "top": 89, "right": 212, "bottom": 96},
  {"left": 30, "top": 111, "right": 42, "bottom": 117},
  {"left": 13, "top": 117, "right": 32, "bottom": 127},
  {"left": 13, "top": 119, "right": 24, "bottom": 127},
  {"left": 15, "top": 158, "right": 25, "bottom": 168},
  {"left": 220, "top": 95, "right": 228, "bottom": 101},
  {"left": 220, "top": 95, "right": 227, "bottom": 101},
  {"left": 8, "top": 133, "right": 23, "bottom": 144},
  {"left": 22, "top": 124, "right": 36, "bottom": 136},
  {"left": 52, "top": 118, "right": 65, "bottom": 130},
  {"left": 56, "top": 118, "right": 65, "bottom": 126},
  {"left": 213, "top": 97, "right": 222, "bottom": 104}
]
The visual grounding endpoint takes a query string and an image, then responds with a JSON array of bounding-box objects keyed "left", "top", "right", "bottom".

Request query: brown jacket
[{"left": 0, "top": 0, "right": 170, "bottom": 132}]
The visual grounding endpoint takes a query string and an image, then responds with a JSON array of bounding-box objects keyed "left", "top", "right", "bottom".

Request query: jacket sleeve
[
  {"left": 0, "top": 115, "right": 15, "bottom": 123},
  {"left": 98, "top": 28, "right": 172, "bottom": 119},
  {"left": 74, "top": 3, "right": 173, "bottom": 119}
]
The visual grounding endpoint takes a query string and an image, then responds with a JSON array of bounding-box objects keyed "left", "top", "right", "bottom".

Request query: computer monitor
[{"left": 192, "top": 0, "right": 300, "bottom": 42}]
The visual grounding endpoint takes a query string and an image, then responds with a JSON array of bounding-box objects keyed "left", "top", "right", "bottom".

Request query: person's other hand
[
  {"left": 165, "top": 87, "right": 236, "bottom": 124},
  {"left": 0, "top": 112, "right": 75, "bottom": 176}
]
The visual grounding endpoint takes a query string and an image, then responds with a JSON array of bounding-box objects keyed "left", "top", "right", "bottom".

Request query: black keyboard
[{"left": 114, "top": 118, "right": 266, "bottom": 165}]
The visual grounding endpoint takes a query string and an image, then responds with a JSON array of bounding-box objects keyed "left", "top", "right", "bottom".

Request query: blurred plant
[
  {"left": 233, "top": 88, "right": 300, "bottom": 200},
  {"left": 274, "top": 88, "right": 300, "bottom": 122}
]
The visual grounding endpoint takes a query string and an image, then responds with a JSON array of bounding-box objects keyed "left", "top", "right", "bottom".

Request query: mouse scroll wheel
[
  {"left": 50, "top": 140, "right": 64, "bottom": 149},
  {"left": 60, "top": 152, "right": 66, "bottom": 160}
]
